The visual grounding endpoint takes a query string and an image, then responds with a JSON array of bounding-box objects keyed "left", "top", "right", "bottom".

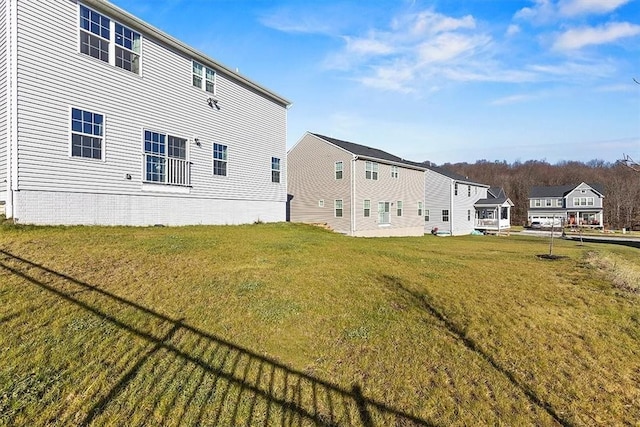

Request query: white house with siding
[
  {"left": 422, "top": 164, "right": 511, "bottom": 236},
  {"left": 0, "top": 0, "right": 290, "bottom": 225},
  {"left": 287, "top": 133, "right": 426, "bottom": 237}
]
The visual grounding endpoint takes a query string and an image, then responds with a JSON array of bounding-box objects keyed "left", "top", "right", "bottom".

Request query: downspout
[
  {"left": 450, "top": 180, "right": 454, "bottom": 235},
  {"left": 6, "top": 0, "right": 17, "bottom": 219},
  {"left": 351, "top": 156, "right": 357, "bottom": 236}
]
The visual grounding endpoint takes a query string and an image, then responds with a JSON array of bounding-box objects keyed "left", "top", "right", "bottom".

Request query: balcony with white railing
[{"left": 144, "top": 154, "right": 191, "bottom": 187}]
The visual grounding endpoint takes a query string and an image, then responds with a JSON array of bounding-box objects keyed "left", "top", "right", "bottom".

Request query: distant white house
[
  {"left": 0, "top": 0, "right": 290, "bottom": 225},
  {"left": 422, "top": 164, "right": 512, "bottom": 236}
]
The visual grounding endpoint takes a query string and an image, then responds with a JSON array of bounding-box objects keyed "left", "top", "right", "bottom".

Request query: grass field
[{"left": 1, "top": 222, "right": 639, "bottom": 426}]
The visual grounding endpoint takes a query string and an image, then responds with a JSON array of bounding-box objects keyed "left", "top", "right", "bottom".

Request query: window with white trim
[
  {"left": 193, "top": 61, "right": 216, "bottom": 94},
  {"left": 533, "top": 199, "right": 542, "bottom": 207},
  {"left": 365, "top": 161, "right": 378, "bottom": 180},
  {"left": 71, "top": 108, "right": 103, "bottom": 160},
  {"left": 79, "top": 5, "right": 141, "bottom": 74},
  {"left": 391, "top": 166, "right": 399, "bottom": 178},
  {"left": 335, "top": 161, "right": 343, "bottom": 179},
  {"left": 454, "top": 183, "right": 458, "bottom": 196},
  {"left": 363, "top": 199, "right": 371, "bottom": 217},
  {"left": 396, "top": 201, "right": 403, "bottom": 217},
  {"left": 556, "top": 199, "right": 563, "bottom": 207},
  {"left": 318, "top": 200, "right": 324, "bottom": 208},
  {"left": 271, "top": 157, "right": 281, "bottom": 183},
  {"left": 335, "top": 199, "right": 343, "bottom": 217},
  {"left": 467, "top": 209, "right": 471, "bottom": 221},
  {"left": 468, "top": 185, "right": 471, "bottom": 197},
  {"left": 418, "top": 201, "right": 423, "bottom": 217},
  {"left": 213, "top": 143, "right": 227, "bottom": 176},
  {"left": 425, "top": 209, "right": 430, "bottom": 222},
  {"left": 545, "top": 199, "right": 552, "bottom": 207},
  {"left": 442, "top": 209, "right": 449, "bottom": 222},
  {"left": 143, "top": 130, "right": 189, "bottom": 185}
]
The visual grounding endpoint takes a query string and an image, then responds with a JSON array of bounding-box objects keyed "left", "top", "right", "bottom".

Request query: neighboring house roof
[
  {"left": 529, "top": 183, "right": 605, "bottom": 198},
  {"left": 86, "top": 0, "right": 291, "bottom": 107},
  {"left": 421, "top": 162, "right": 488, "bottom": 187},
  {"left": 475, "top": 187, "right": 513, "bottom": 207},
  {"left": 310, "top": 133, "right": 425, "bottom": 170}
]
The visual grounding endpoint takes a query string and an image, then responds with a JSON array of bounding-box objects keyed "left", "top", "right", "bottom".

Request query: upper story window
[
  {"left": 213, "top": 143, "right": 228, "bottom": 176},
  {"left": 271, "top": 157, "right": 281, "bottom": 183},
  {"left": 532, "top": 199, "right": 542, "bottom": 207},
  {"left": 454, "top": 183, "right": 458, "bottom": 196},
  {"left": 79, "top": 5, "right": 141, "bottom": 74},
  {"left": 71, "top": 108, "right": 103, "bottom": 160},
  {"left": 193, "top": 62, "right": 216, "bottom": 94},
  {"left": 545, "top": 199, "right": 552, "bottom": 207},
  {"left": 335, "top": 161, "right": 343, "bottom": 179},
  {"left": 365, "top": 161, "right": 378, "bottom": 180},
  {"left": 115, "top": 23, "right": 141, "bottom": 73},
  {"left": 391, "top": 166, "right": 399, "bottom": 178},
  {"left": 418, "top": 201, "right": 423, "bottom": 217},
  {"left": 556, "top": 199, "right": 563, "bottom": 207},
  {"left": 144, "top": 130, "right": 189, "bottom": 185},
  {"left": 468, "top": 185, "right": 471, "bottom": 197},
  {"left": 573, "top": 197, "right": 593, "bottom": 206}
]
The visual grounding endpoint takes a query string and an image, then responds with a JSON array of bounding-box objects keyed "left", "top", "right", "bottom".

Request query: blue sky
[{"left": 112, "top": 0, "right": 640, "bottom": 165}]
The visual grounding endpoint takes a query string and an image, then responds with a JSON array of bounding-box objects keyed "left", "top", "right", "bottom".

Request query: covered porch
[
  {"left": 474, "top": 202, "right": 512, "bottom": 232},
  {"left": 566, "top": 210, "right": 603, "bottom": 228}
]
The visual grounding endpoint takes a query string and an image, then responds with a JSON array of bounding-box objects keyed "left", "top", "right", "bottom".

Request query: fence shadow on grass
[
  {"left": 0, "top": 249, "right": 433, "bottom": 427},
  {"left": 381, "top": 274, "right": 571, "bottom": 427}
]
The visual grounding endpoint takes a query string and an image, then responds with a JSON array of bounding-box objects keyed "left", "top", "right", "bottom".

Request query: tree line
[{"left": 440, "top": 159, "right": 640, "bottom": 230}]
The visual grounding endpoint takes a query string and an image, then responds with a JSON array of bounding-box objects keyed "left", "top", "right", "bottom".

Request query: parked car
[{"left": 530, "top": 221, "right": 542, "bottom": 229}]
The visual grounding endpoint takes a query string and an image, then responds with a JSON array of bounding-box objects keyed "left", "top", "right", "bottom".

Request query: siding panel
[
  {"left": 287, "top": 133, "right": 352, "bottom": 234},
  {"left": 0, "top": 0, "right": 7, "bottom": 203}
]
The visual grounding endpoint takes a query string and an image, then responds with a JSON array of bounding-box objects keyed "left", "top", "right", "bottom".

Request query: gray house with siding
[
  {"left": 528, "top": 183, "right": 604, "bottom": 227},
  {"left": 422, "top": 164, "right": 511, "bottom": 236},
  {"left": 287, "top": 133, "right": 426, "bottom": 237},
  {"left": 0, "top": 0, "right": 290, "bottom": 225}
]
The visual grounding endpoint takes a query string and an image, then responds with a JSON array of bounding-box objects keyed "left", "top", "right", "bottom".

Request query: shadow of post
[
  {"left": 380, "top": 274, "right": 571, "bottom": 427},
  {"left": 0, "top": 249, "right": 435, "bottom": 426}
]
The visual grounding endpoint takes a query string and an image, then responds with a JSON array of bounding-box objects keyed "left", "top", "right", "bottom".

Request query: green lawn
[{"left": 1, "top": 222, "right": 638, "bottom": 426}]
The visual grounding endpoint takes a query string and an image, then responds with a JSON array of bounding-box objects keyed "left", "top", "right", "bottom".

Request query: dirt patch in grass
[{"left": 536, "top": 254, "right": 569, "bottom": 260}]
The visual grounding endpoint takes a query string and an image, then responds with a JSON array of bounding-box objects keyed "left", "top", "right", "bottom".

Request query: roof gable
[{"left": 529, "top": 183, "right": 605, "bottom": 198}]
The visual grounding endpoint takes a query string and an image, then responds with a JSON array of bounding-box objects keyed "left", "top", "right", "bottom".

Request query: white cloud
[
  {"left": 553, "top": 22, "right": 640, "bottom": 50},
  {"left": 394, "top": 10, "right": 476, "bottom": 36},
  {"left": 514, "top": 0, "right": 631, "bottom": 22},
  {"left": 506, "top": 24, "right": 521, "bottom": 36},
  {"left": 343, "top": 34, "right": 395, "bottom": 56},
  {"left": 514, "top": 0, "right": 556, "bottom": 23},
  {"left": 558, "top": 0, "right": 632, "bottom": 16}
]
